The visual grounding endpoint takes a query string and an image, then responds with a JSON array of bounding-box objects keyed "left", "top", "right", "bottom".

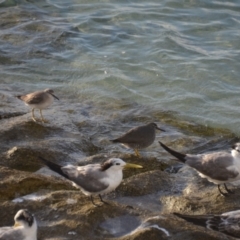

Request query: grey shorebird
[
  {"left": 111, "top": 122, "right": 165, "bottom": 157},
  {"left": 0, "top": 209, "right": 37, "bottom": 240},
  {"left": 16, "top": 88, "right": 59, "bottom": 123},
  {"left": 174, "top": 210, "right": 240, "bottom": 239},
  {"left": 159, "top": 141, "right": 240, "bottom": 196},
  {"left": 38, "top": 156, "right": 142, "bottom": 206}
]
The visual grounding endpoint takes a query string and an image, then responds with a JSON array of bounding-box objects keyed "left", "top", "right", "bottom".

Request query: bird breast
[
  {"left": 23, "top": 221, "right": 37, "bottom": 240},
  {"left": 101, "top": 170, "right": 123, "bottom": 194}
]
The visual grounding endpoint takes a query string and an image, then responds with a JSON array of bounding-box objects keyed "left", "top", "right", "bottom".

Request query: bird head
[
  {"left": 14, "top": 209, "right": 35, "bottom": 228},
  {"left": 149, "top": 122, "right": 165, "bottom": 132},
  {"left": 101, "top": 158, "right": 142, "bottom": 171},
  {"left": 232, "top": 143, "right": 240, "bottom": 157},
  {"left": 44, "top": 88, "right": 59, "bottom": 100}
]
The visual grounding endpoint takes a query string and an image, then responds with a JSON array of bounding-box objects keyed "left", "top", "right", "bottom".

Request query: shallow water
[{"left": 1, "top": 0, "right": 240, "bottom": 136}]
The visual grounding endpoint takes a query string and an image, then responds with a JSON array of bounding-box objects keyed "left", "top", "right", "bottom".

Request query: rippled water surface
[{"left": 1, "top": 0, "right": 240, "bottom": 134}]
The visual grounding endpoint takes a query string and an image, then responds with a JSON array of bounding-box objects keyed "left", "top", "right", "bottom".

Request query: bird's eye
[{"left": 116, "top": 163, "right": 120, "bottom": 165}]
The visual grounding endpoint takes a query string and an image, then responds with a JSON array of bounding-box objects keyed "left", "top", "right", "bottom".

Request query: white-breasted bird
[
  {"left": 16, "top": 88, "right": 59, "bottom": 123},
  {"left": 38, "top": 156, "right": 143, "bottom": 206},
  {"left": 159, "top": 141, "right": 240, "bottom": 196},
  {"left": 174, "top": 209, "right": 240, "bottom": 239},
  {"left": 0, "top": 209, "right": 37, "bottom": 240}
]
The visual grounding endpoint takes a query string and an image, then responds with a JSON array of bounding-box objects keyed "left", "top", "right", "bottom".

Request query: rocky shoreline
[{"left": 0, "top": 90, "right": 238, "bottom": 239}]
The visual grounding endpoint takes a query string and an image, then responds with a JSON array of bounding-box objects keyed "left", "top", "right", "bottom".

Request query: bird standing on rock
[
  {"left": 111, "top": 122, "right": 165, "bottom": 157},
  {"left": 159, "top": 141, "right": 240, "bottom": 196},
  {"left": 16, "top": 88, "right": 59, "bottom": 123},
  {"left": 38, "top": 156, "right": 142, "bottom": 206}
]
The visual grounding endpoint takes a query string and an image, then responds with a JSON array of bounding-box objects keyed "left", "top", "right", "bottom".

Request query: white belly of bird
[
  {"left": 21, "top": 224, "right": 37, "bottom": 240},
  {"left": 96, "top": 171, "right": 123, "bottom": 195},
  {"left": 103, "top": 171, "right": 123, "bottom": 194}
]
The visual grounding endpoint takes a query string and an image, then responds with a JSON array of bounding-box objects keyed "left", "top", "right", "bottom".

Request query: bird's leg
[
  {"left": 224, "top": 183, "right": 234, "bottom": 194},
  {"left": 134, "top": 149, "right": 141, "bottom": 157},
  {"left": 90, "top": 196, "right": 101, "bottom": 207},
  {"left": 218, "top": 184, "right": 229, "bottom": 196},
  {"left": 31, "top": 108, "right": 37, "bottom": 122},
  {"left": 40, "top": 109, "right": 48, "bottom": 123},
  {"left": 98, "top": 194, "right": 109, "bottom": 205}
]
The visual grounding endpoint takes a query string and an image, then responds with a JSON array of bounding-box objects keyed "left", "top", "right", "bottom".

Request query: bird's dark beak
[
  {"left": 51, "top": 93, "right": 59, "bottom": 100},
  {"left": 156, "top": 126, "right": 166, "bottom": 132}
]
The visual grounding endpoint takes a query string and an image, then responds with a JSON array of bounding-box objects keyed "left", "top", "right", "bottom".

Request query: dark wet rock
[
  {"left": 0, "top": 111, "right": 26, "bottom": 119},
  {"left": 0, "top": 106, "right": 106, "bottom": 170},
  {"left": 0, "top": 166, "right": 76, "bottom": 201},
  {"left": 119, "top": 170, "right": 172, "bottom": 196},
  {"left": 1, "top": 145, "right": 74, "bottom": 172}
]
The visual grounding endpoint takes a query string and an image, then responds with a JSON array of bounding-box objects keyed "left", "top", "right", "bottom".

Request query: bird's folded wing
[
  {"left": 62, "top": 166, "right": 109, "bottom": 193},
  {"left": 117, "top": 132, "right": 146, "bottom": 143},
  {"left": 23, "top": 92, "right": 45, "bottom": 104},
  {"left": 186, "top": 153, "right": 239, "bottom": 181}
]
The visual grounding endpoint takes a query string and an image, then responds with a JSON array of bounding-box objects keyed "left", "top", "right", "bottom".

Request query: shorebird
[
  {"left": 16, "top": 88, "right": 59, "bottom": 123},
  {"left": 38, "top": 156, "right": 142, "bottom": 206},
  {"left": 111, "top": 122, "right": 165, "bottom": 157},
  {"left": 174, "top": 210, "right": 240, "bottom": 239},
  {"left": 159, "top": 141, "right": 240, "bottom": 196},
  {"left": 0, "top": 209, "right": 37, "bottom": 240}
]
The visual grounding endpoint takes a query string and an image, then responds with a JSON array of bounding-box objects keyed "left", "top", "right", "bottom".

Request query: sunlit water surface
[{"left": 1, "top": 0, "right": 240, "bottom": 134}]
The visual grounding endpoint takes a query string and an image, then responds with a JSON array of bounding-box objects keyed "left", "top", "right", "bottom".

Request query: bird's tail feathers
[
  {"left": 159, "top": 141, "right": 186, "bottom": 163},
  {"left": 174, "top": 213, "right": 209, "bottom": 228},
  {"left": 38, "top": 156, "right": 69, "bottom": 179}
]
